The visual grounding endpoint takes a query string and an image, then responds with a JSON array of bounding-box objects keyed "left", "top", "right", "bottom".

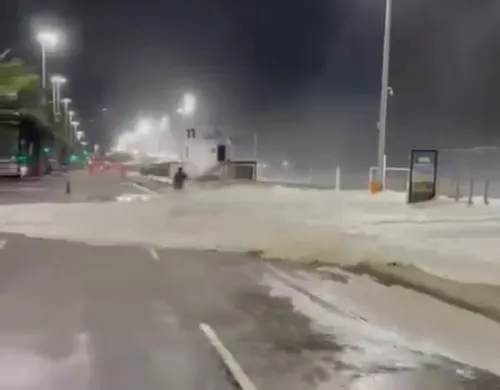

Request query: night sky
[{"left": 3, "top": 0, "right": 500, "bottom": 168}]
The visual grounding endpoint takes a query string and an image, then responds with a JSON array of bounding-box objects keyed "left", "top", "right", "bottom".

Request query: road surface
[
  {"left": 0, "top": 171, "right": 499, "bottom": 389},
  {"left": 0, "top": 170, "right": 148, "bottom": 205}
]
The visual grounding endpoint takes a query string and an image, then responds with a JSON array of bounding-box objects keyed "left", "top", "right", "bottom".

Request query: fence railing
[{"left": 437, "top": 146, "right": 500, "bottom": 205}]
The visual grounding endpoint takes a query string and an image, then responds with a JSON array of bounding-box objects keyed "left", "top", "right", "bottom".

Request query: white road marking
[
  {"left": 0, "top": 239, "right": 7, "bottom": 250},
  {"left": 148, "top": 247, "right": 159, "bottom": 261},
  {"left": 199, "top": 322, "right": 258, "bottom": 390},
  {"left": 127, "top": 182, "right": 159, "bottom": 195}
]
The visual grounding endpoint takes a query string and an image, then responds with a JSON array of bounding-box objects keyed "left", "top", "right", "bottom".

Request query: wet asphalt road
[
  {"left": 0, "top": 170, "right": 146, "bottom": 205},
  {"left": 0, "top": 172, "right": 499, "bottom": 389}
]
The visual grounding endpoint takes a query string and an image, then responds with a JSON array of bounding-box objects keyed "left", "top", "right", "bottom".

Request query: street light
[
  {"left": 50, "top": 75, "right": 67, "bottom": 115},
  {"left": 61, "top": 98, "right": 72, "bottom": 143},
  {"left": 69, "top": 120, "right": 80, "bottom": 148},
  {"left": 376, "top": 0, "right": 393, "bottom": 191},
  {"left": 62, "top": 97, "right": 71, "bottom": 117},
  {"left": 178, "top": 93, "right": 196, "bottom": 116},
  {"left": 36, "top": 31, "right": 59, "bottom": 89},
  {"left": 61, "top": 97, "right": 71, "bottom": 108},
  {"left": 76, "top": 130, "right": 85, "bottom": 141}
]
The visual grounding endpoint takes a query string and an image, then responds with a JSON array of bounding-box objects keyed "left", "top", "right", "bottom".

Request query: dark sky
[{"left": 3, "top": 0, "right": 500, "bottom": 167}]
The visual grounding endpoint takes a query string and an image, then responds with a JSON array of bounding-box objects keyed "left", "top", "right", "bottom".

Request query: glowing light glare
[
  {"left": 62, "top": 97, "right": 71, "bottom": 104},
  {"left": 282, "top": 160, "right": 289, "bottom": 168},
  {"left": 71, "top": 121, "right": 80, "bottom": 128},
  {"left": 37, "top": 31, "right": 59, "bottom": 48},
  {"left": 76, "top": 130, "right": 85, "bottom": 140},
  {"left": 51, "top": 75, "right": 67, "bottom": 84},
  {"left": 184, "top": 93, "right": 196, "bottom": 114},
  {"left": 136, "top": 118, "right": 152, "bottom": 135},
  {"left": 115, "top": 131, "right": 135, "bottom": 152},
  {"left": 20, "top": 166, "right": 28, "bottom": 177},
  {"left": 161, "top": 115, "right": 170, "bottom": 129},
  {"left": 178, "top": 93, "right": 196, "bottom": 115}
]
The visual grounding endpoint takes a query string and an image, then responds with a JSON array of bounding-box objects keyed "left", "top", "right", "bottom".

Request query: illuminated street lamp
[
  {"left": 71, "top": 120, "right": 80, "bottom": 136},
  {"left": 76, "top": 130, "right": 85, "bottom": 141},
  {"left": 177, "top": 93, "right": 196, "bottom": 116},
  {"left": 70, "top": 120, "right": 80, "bottom": 147},
  {"left": 61, "top": 97, "right": 71, "bottom": 110},
  {"left": 36, "top": 31, "right": 59, "bottom": 89},
  {"left": 61, "top": 98, "right": 72, "bottom": 143},
  {"left": 50, "top": 75, "right": 67, "bottom": 115},
  {"left": 376, "top": 0, "right": 393, "bottom": 190}
]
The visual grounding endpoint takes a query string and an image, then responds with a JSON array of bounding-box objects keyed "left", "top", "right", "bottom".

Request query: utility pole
[{"left": 377, "top": 0, "right": 393, "bottom": 191}]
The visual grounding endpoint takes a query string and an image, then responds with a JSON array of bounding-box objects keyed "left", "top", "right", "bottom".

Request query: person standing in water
[{"left": 173, "top": 167, "right": 187, "bottom": 190}]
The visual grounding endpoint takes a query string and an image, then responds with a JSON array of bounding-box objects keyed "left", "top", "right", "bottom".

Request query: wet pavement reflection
[{"left": 0, "top": 233, "right": 498, "bottom": 389}]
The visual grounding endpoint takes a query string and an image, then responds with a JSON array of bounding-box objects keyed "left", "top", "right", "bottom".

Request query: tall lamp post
[
  {"left": 377, "top": 0, "right": 393, "bottom": 191},
  {"left": 68, "top": 111, "right": 76, "bottom": 145},
  {"left": 71, "top": 120, "right": 80, "bottom": 148},
  {"left": 36, "top": 31, "right": 59, "bottom": 89},
  {"left": 62, "top": 98, "right": 71, "bottom": 142},
  {"left": 50, "top": 75, "right": 66, "bottom": 116}
]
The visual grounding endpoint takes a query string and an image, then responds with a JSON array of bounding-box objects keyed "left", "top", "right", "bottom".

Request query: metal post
[
  {"left": 335, "top": 165, "right": 341, "bottom": 192},
  {"left": 55, "top": 83, "right": 61, "bottom": 114},
  {"left": 468, "top": 177, "right": 474, "bottom": 206},
  {"left": 41, "top": 44, "right": 47, "bottom": 89},
  {"left": 63, "top": 102, "right": 70, "bottom": 144},
  {"left": 65, "top": 178, "right": 71, "bottom": 194},
  {"left": 484, "top": 179, "right": 490, "bottom": 205},
  {"left": 455, "top": 179, "right": 460, "bottom": 201},
  {"left": 51, "top": 83, "right": 57, "bottom": 116},
  {"left": 377, "top": 0, "right": 393, "bottom": 190},
  {"left": 253, "top": 133, "right": 258, "bottom": 161},
  {"left": 382, "top": 153, "right": 387, "bottom": 191}
]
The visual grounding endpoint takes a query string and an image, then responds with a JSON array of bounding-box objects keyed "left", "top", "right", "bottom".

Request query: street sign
[{"left": 407, "top": 149, "right": 438, "bottom": 203}]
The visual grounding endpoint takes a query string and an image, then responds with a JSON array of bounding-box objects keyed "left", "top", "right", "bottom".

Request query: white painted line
[
  {"left": 148, "top": 247, "right": 159, "bottom": 261},
  {"left": 0, "top": 239, "right": 7, "bottom": 250},
  {"left": 199, "top": 323, "right": 258, "bottom": 390},
  {"left": 128, "top": 182, "right": 158, "bottom": 195}
]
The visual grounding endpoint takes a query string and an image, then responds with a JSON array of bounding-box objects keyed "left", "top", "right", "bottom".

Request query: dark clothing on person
[{"left": 173, "top": 168, "right": 187, "bottom": 190}]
